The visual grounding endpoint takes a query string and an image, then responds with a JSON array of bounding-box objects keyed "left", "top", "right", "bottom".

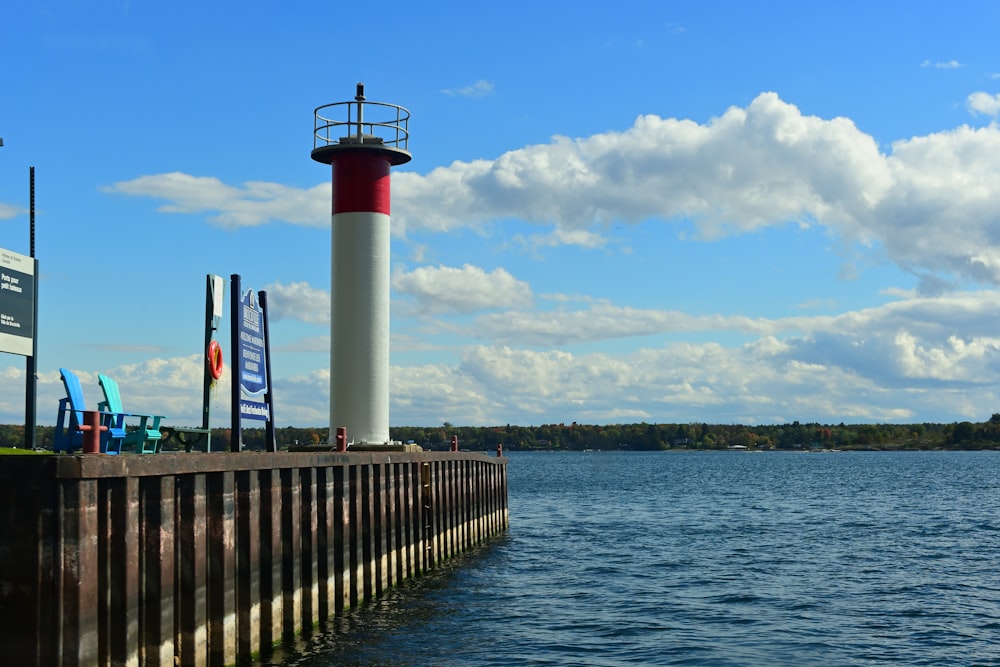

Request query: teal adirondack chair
[
  {"left": 97, "top": 374, "right": 166, "bottom": 454},
  {"left": 54, "top": 368, "right": 128, "bottom": 454}
]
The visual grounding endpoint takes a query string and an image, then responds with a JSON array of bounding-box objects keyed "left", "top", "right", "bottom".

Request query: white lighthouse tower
[{"left": 312, "top": 83, "right": 411, "bottom": 446}]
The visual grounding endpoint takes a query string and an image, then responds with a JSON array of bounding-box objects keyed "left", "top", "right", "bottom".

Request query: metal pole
[
  {"left": 24, "top": 166, "right": 37, "bottom": 450},
  {"left": 230, "top": 274, "right": 243, "bottom": 452},
  {"left": 29, "top": 167, "right": 34, "bottom": 257},
  {"left": 355, "top": 82, "right": 364, "bottom": 140},
  {"left": 201, "top": 274, "right": 222, "bottom": 451},
  {"left": 259, "top": 290, "right": 276, "bottom": 452}
]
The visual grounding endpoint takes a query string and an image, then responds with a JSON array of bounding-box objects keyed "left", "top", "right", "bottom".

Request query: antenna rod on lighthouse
[{"left": 355, "top": 82, "right": 365, "bottom": 141}]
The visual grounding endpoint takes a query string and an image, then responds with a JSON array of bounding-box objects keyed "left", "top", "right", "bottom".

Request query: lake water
[{"left": 267, "top": 450, "right": 1000, "bottom": 666}]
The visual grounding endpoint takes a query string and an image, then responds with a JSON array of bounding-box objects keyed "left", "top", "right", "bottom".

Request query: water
[{"left": 268, "top": 450, "right": 1000, "bottom": 666}]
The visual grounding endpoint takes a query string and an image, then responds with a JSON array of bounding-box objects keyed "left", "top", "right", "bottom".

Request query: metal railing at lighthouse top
[{"left": 312, "top": 82, "right": 410, "bottom": 164}]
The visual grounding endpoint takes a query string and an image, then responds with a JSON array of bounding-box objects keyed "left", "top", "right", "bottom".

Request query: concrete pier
[{"left": 0, "top": 451, "right": 508, "bottom": 666}]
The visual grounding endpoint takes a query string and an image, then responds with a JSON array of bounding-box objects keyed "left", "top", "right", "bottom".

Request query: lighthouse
[{"left": 312, "top": 83, "right": 411, "bottom": 446}]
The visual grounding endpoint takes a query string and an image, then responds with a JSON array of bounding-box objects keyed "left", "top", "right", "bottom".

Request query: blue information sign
[
  {"left": 229, "top": 274, "right": 276, "bottom": 446},
  {"left": 237, "top": 288, "right": 268, "bottom": 421}
]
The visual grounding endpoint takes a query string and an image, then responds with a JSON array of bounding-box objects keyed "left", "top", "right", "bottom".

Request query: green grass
[{"left": 0, "top": 447, "right": 47, "bottom": 455}]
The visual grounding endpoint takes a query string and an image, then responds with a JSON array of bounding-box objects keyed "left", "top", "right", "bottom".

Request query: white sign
[{"left": 0, "top": 247, "right": 35, "bottom": 356}]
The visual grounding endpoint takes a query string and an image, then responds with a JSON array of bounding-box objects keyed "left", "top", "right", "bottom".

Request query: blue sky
[{"left": 3, "top": 1, "right": 1000, "bottom": 429}]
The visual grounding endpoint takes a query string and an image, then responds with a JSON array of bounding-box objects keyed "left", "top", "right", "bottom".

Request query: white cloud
[
  {"left": 35, "top": 357, "right": 232, "bottom": 429},
  {"left": 519, "top": 228, "right": 609, "bottom": 250},
  {"left": 392, "top": 264, "right": 533, "bottom": 315},
  {"left": 273, "top": 368, "right": 330, "bottom": 426},
  {"left": 405, "top": 338, "right": 915, "bottom": 426},
  {"left": 75, "top": 92, "right": 1000, "bottom": 427},
  {"left": 103, "top": 172, "right": 330, "bottom": 229},
  {"left": 255, "top": 264, "right": 537, "bottom": 324},
  {"left": 263, "top": 281, "right": 330, "bottom": 324},
  {"left": 275, "top": 335, "right": 329, "bottom": 354},
  {"left": 968, "top": 91, "right": 1000, "bottom": 117},
  {"left": 393, "top": 92, "right": 892, "bottom": 241},
  {"left": 392, "top": 93, "right": 1000, "bottom": 289},
  {"left": 0, "top": 203, "right": 24, "bottom": 219},
  {"left": 470, "top": 304, "right": 774, "bottom": 347},
  {"left": 872, "top": 125, "right": 1000, "bottom": 284},
  {"left": 102, "top": 92, "right": 1000, "bottom": 291},
  {"left": 16, "top": 289, "right": 1000, "bottom": 428},
  {"left": 893, "top": 331, "right": 1000, "bottom": 381},
  {"left": 441, "top": 80, "right": 495, "bottom": 98},
  {"left": 921, "top": 59, "right": 963, "bottom": 69}
]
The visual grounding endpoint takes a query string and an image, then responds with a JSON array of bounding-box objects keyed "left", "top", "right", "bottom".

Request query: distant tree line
[
  {"left": 5, "top": 415, "right": 1000, "bottom": 451},
  {"left": 391, "top": 416, "right": 1000, "bottom": 452}
]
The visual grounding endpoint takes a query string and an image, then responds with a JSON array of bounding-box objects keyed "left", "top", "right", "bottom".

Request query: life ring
[{"left": 207, "top": 340, "right": 224, "bottom": 380}]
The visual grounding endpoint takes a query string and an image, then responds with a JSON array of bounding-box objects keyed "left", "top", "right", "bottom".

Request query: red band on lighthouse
[{"left": 332, "top": 153, "right": 391, "bottom": 215}]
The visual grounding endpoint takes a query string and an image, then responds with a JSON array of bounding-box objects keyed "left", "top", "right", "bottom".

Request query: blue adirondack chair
[
  {"left": 97, "top": 373, "right": 166, "bottom": 454},
  {"left": 54, "top": 368, "right": 128, "bottom": 454}
]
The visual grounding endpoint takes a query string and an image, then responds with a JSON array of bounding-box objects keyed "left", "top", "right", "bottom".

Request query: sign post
[
  {"left": 229, "top": 274, "right": 276, "bottom": 451},
  {"left": 199, "top": 274, "right": 225, "bottom": 447}
]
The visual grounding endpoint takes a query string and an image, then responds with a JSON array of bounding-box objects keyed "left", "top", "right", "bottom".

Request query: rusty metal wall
[{"left": 0, "top": 451, "right": 508, "bottom": 667}]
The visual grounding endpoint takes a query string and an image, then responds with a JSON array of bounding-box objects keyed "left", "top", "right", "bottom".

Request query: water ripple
[{"left": 268, "top": 451, "right": 1000, "bottom": 666}]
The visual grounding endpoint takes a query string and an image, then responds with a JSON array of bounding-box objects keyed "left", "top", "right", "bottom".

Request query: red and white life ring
[{"left": 207, "top": 340, "right": 224, "bottom": 380}]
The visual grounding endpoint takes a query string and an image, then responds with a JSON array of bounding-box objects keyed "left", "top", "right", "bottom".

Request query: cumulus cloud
[
  {"left": 32, "top": 357, "right": 232, "bottom": 428},
  {"left": 103, "top": 172, "right": 330, "bottom": 229},
  {"left": 456, "top": 291, "right": 1000, "bottom": 422},
  {"left": 893, "top": 330, "right": 1000, "bottom": 381},
  {"left": 392, "top": 92, "right": 1000, "bottom": 289},
  {"left": 251, "top": 265, "right": 537, "bottom": 324},
  {"left": 437, "top": 291, "right": 1000, "bottom": 424},
  {"left": 273, "top": 368, "right": 330, "bottom": 426},
  {"left": 14, "top": 288, "right": 1000, "bottom": 427},
  {"left": 399, "top": 339, "right": 924, "bottom": 426},
  {"left": 392, "top": 264, "right": 533, "bottom": 315},
  {"left": 366, "top": 291, "right": 1000, "bottom": 423},
  {"left": 263, "top": 281, "right": 330, "bottom": 324},
  {"left": 102, "top": 92, "right": 1000, "bottom": 290},
  {"left": 460, "top": 289, "right": 1000, "bottom": 360},
  {"left": 393, "top": 93, "right": 892, "bottom": 241},
  {"left": 470, "top": 303, "right": 771, "bottom": 347},
  {"left": 968, "top": 91, "right": 1000, "bottom": 117},
  {"left": 74, "top": 92, "right": 1000, "bottom": 427},
  {"left": 261, "top": 264, "right": 536, "bottom": 324},
  {"left": 871, "top": 126, "right": 1000, "bottom": 284}
]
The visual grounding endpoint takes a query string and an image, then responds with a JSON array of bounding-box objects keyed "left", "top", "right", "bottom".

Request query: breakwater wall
[{"left": 0, "top": 450, "right": 508, "bottom": 666}]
